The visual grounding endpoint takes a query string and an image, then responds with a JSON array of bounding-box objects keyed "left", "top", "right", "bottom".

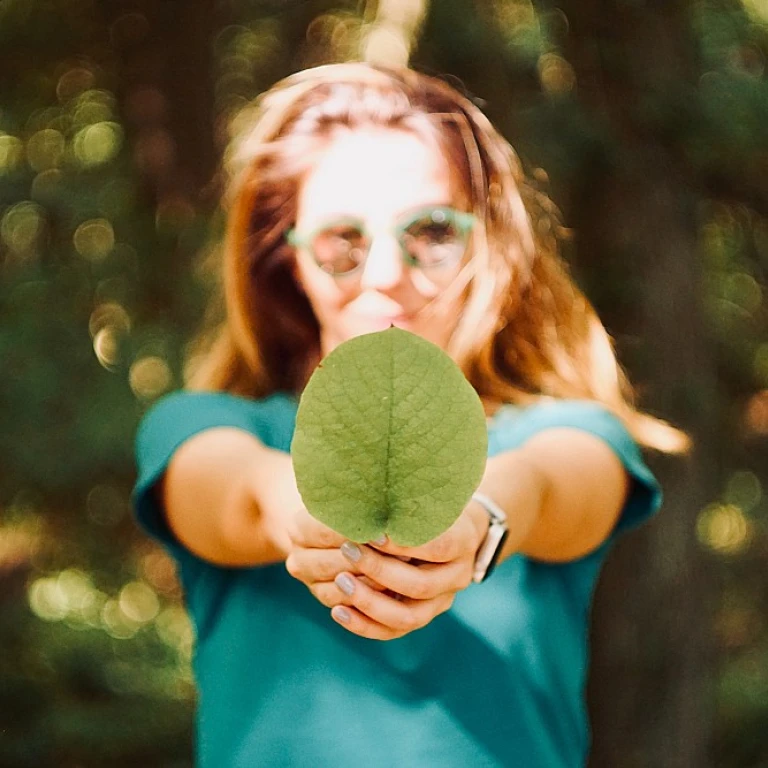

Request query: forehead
[{"left": 296, "top": 127, "right": 454, "bottom": 227}]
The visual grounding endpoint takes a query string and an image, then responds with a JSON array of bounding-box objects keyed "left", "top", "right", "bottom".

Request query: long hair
[{"left": 188, "top": 62, "right": 688, "bottom": 453}]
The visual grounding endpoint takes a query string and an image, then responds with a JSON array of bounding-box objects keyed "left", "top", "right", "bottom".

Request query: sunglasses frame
[{"left": 286, "top": 205, "right": 476, "bottom": 278}]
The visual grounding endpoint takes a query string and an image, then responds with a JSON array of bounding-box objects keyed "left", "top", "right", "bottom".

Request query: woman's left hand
[{"left": 325, "top": 502, "right": 488, "bottom": 640}]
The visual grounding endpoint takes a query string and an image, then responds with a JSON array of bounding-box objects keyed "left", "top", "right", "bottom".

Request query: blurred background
[{"left": 0, "top": 0, "right": 766, "bottom": 766}]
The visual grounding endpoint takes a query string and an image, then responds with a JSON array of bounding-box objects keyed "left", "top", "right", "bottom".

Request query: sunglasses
[{"left": 286, "top": 206, "right": 475, "bottom": 278}]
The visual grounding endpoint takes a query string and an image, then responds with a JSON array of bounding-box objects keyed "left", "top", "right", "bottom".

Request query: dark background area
[{"left": 1, "top": 1, "right": 767, "bottom": 766}]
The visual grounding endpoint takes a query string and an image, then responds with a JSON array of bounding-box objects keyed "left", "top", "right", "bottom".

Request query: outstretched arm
[
  {"left": 159, "top": 428, "right": 299, "bottom": 566},
  {"left": 481, "top": 427, "right": 630, "bottom": 563}
]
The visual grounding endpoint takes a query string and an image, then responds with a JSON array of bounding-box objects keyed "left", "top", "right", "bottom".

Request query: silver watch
[{"left": 471, "top": 492, "right": 509, "bottom": 583}]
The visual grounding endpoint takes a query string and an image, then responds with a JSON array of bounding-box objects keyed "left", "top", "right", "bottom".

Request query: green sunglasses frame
[{"left": 286, "top": 205, "right": 476, "bottom": 277}]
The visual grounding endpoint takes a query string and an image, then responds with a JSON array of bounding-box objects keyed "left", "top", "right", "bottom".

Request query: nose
[{"left": 359, "top": 234, "right": 405, "bottom": 291}]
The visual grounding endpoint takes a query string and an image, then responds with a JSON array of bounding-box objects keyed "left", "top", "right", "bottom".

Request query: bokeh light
[
  {"left": 93, "top": 327, "right": 122, "bottom": 369},
  {"left": 89, "top": 302, "right": 131, "bottom": 338},
  {"left": 56, "top": 67, "right": 96, "bottom": 102},
  {"left": 129, "top": 356, "right": 173, "bottom": 399},
  {"left": 101, "top": 598, "right": 141, "bottom": 639},
  {"left": 0, "top": 201, "right": 45, "bottom": 256},
  {"left": 0, "top": 518, "right": 42, "bottom": 568},
  {"left": 73, "top": 122, "right": 123, "bottom": 168},
  {"left": 697, "top": 504, "right": 753, "bottom": 555},
  {"left": 27, "top": 569, "right": 178, "bottom": 642},
  {"left": 723, "top": 272, "right": 762, "bottom": 314},
  {"left": 538, "top": 53, "right": 577, "bottom": 95},
  {"left": 119, "top": 581, "right": 160, "bottom": 624},
  {"left": 73, "top": 218, "right": 115, "bottom": 261},
  {"left": 744, "top": 389, "right": 768, "bottom": 435},
  {"left": 73, "top": 99, "right": 114, "bottom": 127},
  {"left": 0, "top": 134, "right": 24, "bottom": 173},
  {"left": 141, "top": 550, "right": 180, "bottom": 596},
  {"left": 26, "top": 128, "right": 66, "bottom": 172},
  {"left": 28, "top": 577, "right": 69, "bottom": 622},
  {"left": 31, "top": 168, "right": 64, "bottom": 203},
  {"left": 155, "top": 605, "right": 194, "bottom": 658},
  {"left": 28, "top": 569, "right": 104, "bottom": 625},
  {"left": 743, "top": 0, "right": 768, "bottom": 24}
]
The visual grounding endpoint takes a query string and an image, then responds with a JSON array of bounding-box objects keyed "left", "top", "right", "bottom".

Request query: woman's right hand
[{"left": 284, "top": 506, "right": 389, "bottom": 602}]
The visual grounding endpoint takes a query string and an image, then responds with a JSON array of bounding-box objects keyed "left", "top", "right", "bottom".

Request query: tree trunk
[
  {"left": 554, "top": 2, "right": 719, "bottom": 766},
  {"left": 103, "top": 0, "right": 222, "bottom": 207},
  {"left": 585, "top": 161, "right": 718, "bottom": 768}
]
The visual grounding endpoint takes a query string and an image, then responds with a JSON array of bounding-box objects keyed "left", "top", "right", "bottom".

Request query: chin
[{"left": 321, "top": 319, "right": 450, "bottom": 355}]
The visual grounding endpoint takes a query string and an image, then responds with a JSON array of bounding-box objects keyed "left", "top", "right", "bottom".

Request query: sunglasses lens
[
  {"left": 402, "top": 212, "right": 467, "bottom": 267},
  {"left": 313, "top": 225, "right": 368, "bottom": 275}
]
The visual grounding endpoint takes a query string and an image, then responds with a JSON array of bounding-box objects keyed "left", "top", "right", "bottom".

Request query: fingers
[
  {"left": 368, "top": 534, "right": 458, "bottom": 563},
  {"left": 339, "top": 541, "right": 473, "bottom": 599},
  {"left": 367, "top": 505, "right": 486, "bottom": 565},
  {"left": 317, "top": 574, "right": 455, "bottom": 640},
  {"left": 285, "top": 545, "right": 390, "bottom": 596},
  {"left": 285, "top": 547, "right": 351, "bottom": 583}
]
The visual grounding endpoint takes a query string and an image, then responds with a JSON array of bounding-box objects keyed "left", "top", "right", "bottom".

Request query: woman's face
[{"left": 292, "top": 127, "right": 469, "bottom": 357}]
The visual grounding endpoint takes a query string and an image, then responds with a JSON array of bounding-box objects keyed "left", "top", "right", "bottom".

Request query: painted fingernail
[
  {"left": 333, "top": 606, "right": 351, "bottom": 624},
  {"left": 340, "top": 541, "right": 362, "bottom": 563},
  {"left": 371, "top": 535, "right": 388, "bottom": 546},
  {"left": 335, "top": 573, "right": 355, "bottom": 596}
]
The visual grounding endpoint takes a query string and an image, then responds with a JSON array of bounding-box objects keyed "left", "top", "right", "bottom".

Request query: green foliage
[{"left": 292, "top": 328, "right": 488, "bottom": 546}]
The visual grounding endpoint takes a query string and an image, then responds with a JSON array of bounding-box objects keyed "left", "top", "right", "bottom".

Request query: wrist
[
  {"left": 467, "top": 497, "right": 492, "bottom": 554},
  {"left": 247, "top": 446, "right": 296, "bottom": 560}
]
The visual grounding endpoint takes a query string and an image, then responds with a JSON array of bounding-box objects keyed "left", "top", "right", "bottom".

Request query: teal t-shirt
[{"left": 132, "top": 392, "right": 661, "bottom": 768}]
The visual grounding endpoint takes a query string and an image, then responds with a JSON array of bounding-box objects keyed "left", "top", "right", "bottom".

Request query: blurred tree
[{"left": 551, "top": 2, "right": 718, "bottom": 766}]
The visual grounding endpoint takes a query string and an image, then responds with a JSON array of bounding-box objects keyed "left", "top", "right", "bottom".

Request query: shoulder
[
  {"left": 490, "top": 397, "right": 632, "bottom": 451},
  {"left": 135, "top": 390, "right": 298, "bottom": 465},
  {"left": 490, "top": 398, "right": 662, "bottom": 536}
]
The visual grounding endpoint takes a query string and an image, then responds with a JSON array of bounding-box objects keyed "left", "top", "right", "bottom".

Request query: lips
[{"left": 355, "top": 312, "right": 416, "bottom": 331}]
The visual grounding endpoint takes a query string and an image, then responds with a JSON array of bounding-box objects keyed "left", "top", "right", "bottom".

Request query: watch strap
[{"left": 471, "top": 492, "right": 509, "bottom": 583}]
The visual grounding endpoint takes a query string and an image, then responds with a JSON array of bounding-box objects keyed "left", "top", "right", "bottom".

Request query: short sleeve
[
  {"left": 131, "top": 390, "right": 297, "bottom": 560},
  {"left": 488, "top": 399, "right": 662, "bottom": 537}
]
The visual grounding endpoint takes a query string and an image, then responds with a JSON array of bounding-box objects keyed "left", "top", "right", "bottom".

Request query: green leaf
[{"left": 291, "top": 327, "right": 488, "bottom": 546}]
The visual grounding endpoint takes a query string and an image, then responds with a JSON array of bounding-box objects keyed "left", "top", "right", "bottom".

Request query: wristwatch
[{"left": 471, "top": 492, "right": 510, "bottom": 583}]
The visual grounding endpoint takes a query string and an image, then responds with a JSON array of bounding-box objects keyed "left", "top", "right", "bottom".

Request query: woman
[{"left": 133, "top": 62, "right": 687, "bottom": 767}]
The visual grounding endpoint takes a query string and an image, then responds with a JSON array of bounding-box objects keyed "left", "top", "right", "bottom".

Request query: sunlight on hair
[{"left": 361, "top": 0, "right": 427, "bottom": 67}]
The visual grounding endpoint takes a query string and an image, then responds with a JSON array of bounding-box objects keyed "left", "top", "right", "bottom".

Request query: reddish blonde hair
[{"left": 189, "top": 62, "right": 688, "bottom": 453}]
